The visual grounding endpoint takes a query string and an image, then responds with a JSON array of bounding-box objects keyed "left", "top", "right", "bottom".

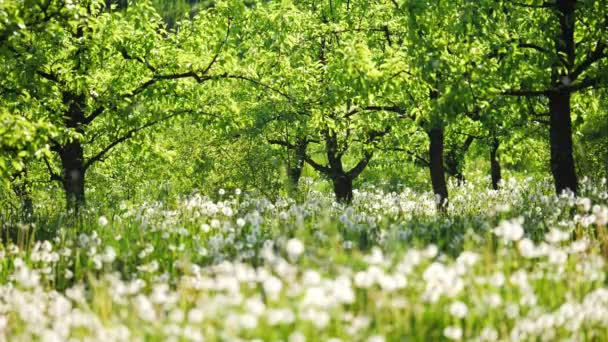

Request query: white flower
[
  {"left": 443, "top": 326, "right": 463, "bottom": 340},
  {"left": 545, "top": 228, "right": 570, "bottom": 244},
  {"left": 236, "top": 218, "right": 246, "bottom": 227},
  {"left": 518, "top": 238, "right": 537, "bottom": 258},
  {"left": 266, "top": 308, "right": 295, "bottom": 325},
  {"left": 367, "top": 335, "right": 385, "bottom": 342},
  {"left": 449, "top": 301, "right": 468, "bottom": 318},
  {"left": 218, "top": 188, "right": 226, "bottom": 196},
  {"left": 97, "top": 216, "right": 108, "bottom": 226},
  {"left": 493, "top": 218, "right": 524, "bottom": 242},
  {"left": 364, "top": 247, "right": 384, "bottom": 265},
  {"left": 263, "top": 276, "right": 283, "bottom": 300},
  {"left": 577, "top": 197, "right": 592, "bottom": 212},
  {"left": 288, "top": 331, "right": 306, "bottom": 342},
  {"left": 239, "top": 313, "right": 258, "bottom": 329},
  {"left": 286, "top": 238, "right": 304, "bottom": 260},
  {"left": 222, "top": 206, "right": 233, "bottom": 217},
  {"left": 188, "top": 308, "right": 204, "bottom": 323},
  {"left": 479, "top": 327, "right": 498, "bottom": 341},
  {"left": 134, "top": 295, "right": 156, "bottom": 322},
  {"left": 235, "top": 188, "right": 242, "bottom": 195},
  {"left": 423, "top": 244, "right": 438, "bottom": 258},
  {"left": 102, "top": 246, "right": 116, "bottom": 263},
  {"left": 593, "top": 205, "right": 608, "bottom": 225}
]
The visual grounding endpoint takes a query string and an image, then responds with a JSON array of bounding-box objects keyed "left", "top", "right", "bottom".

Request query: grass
[{"left": 0, "top": 176, "right": 607, "bottom": 341}]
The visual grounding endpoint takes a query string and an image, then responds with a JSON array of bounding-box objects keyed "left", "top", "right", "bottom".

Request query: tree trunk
[
  {"left": 59, "top": 141, "right": 86, "bottom": 211},
  {"left": 332, "top": 173, "right": 353, "bottom": 204},
  {"left": 548, "top": 91, "right": 578, "bottom": 195},
  {"left": 428, "top": 127, "right": 448, "bottom": 211},
  {"left": 60, "top": 92, "right": 87, "bottom": 212},
  {"left": 286, "top": 140, "right": 307, "bottom": 192},
  {"left": 490, "top": 134, "right": 502, "bottom": 190}
]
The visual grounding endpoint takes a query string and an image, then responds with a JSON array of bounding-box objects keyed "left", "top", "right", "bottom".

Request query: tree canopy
[{"left": 1, "top": 0, "right": 606, "bottom": 211}]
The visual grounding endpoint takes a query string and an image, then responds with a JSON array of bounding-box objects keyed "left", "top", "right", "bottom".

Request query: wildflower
[
  {"left": 286, "top": 238, "right": 304, "bottom": 260},
  {"left": 593, "top": 205, "right": 608, "bottom": 225},
  {"left": 263, "top": 276, "right": 283, "bottom": 300},
  {"left": 102, "top": 246, "right": 116, "bottom": 263},
  {"left": 236, "top": 218, "right": 246, "bottom": 227},
  {"left": 577, "top": 197, "right": 592, "bottom": 212},
  {"left": 218, "top": 188, "right": 226, "bottom": 196},
  {"left": 367, "top": 336, "right": 385, "bottom": 342},
  {"left": 443, "top": 326, "right": 463, "bottom": 340},
  {"left": 134, "top": 295, "right": 156, "bottom": 322},
  {"left": 449, "top": 301, "right": 468, "bottom": 318},
  {"left": 98, "top": 215, "right": 109, "bottom": 226},
  {"left": 479, "top": 327, "right": 498, "bottom": 341},
  {"left": 288, "top": 331, "right": 306, "bottom": 342},
  {"left": 493, "top": 218, "right": 524, "bottom": 242},
  {"left": 188, "top": 308, "right": 204, "bottom": 323}
]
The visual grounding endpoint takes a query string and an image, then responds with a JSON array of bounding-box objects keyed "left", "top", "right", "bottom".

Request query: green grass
[{"left": 0, "top": 178, "right": 607, "bottom": 341}]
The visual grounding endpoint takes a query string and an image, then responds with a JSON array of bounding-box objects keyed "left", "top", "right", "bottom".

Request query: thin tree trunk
[
  {"left": 490, "top": 134, "right": 502, "bottom": 190},
  {"left": 548, "top": 91, "right": 578, "bottom": 195},
  {"left": 287, "top": 140, "right": 307, "bottom": 193},
  {"left": 428, "top": 127, "right": 448, "bottom": 211}
]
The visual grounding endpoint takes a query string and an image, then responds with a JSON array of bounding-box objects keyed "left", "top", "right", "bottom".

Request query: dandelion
[
  {"left": 479, "top": 327, "right": 498, "bottom": 341},
  {"left": 98, "top": 216, "right": 109, "bottom": 226},
  {"left": 286, "top": 238, "right": 304, "bottom": 260},
  {"left": 367, "top": 336, "right": 385, "bottom": 342},
  {"left": 288, "top": 331, "right": 306, "bottom": 342},
  {"left": 236, "top": 218, "right": 246, "bottom": 227},
  {"left": 102, "top": 246, "right": 116, "bottom": 263},
  {"left": 493, "top": 218, "right": 524, "bottom": 242},
  {"left": 443, "top": 326, "right": 463, "bottom": 340},
  {"left": 263, "top": 276, "right": 283, "bottom": 300},
  {"left": 449, "top": 301, "right": 468, "bottom": 318}
]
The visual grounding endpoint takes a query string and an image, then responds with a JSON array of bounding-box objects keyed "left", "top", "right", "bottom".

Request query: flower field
[{"left": 0, "top": 178, "right": 607, "bottom": 341}]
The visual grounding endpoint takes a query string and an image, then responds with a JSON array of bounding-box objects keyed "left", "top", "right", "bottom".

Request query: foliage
[{"left": 0, "top": 1, "right": 607, "bottom": 339}]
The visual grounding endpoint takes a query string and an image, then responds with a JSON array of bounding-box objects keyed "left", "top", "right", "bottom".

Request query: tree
[
  {"left": 488, "top": 0, "right": 608, "bottom": 195},
  {"left": 246, "top": 1, "right": 399, "bottom": 203},
  {"left": 0, "top": 0, "right": 245, "bottom": 211}
]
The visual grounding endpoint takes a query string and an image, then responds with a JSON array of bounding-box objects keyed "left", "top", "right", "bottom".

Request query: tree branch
[
  {"left": 200, "top": 18, "right": 233, "bottom": 76},
  {"left": 571, "top": 41, "right": 607, "bottom": 81},
  {"left": 119, "top": 46, "right": 157, "bottom": 73},
  {"left": 303, "top": 155, "right": 332, "bottom": 174},
  {"left": 43, "top": 156, "right": 62, "bottom": 183},
  {"left": 347, "top": 150, "right": 373, "bottom": 179},
  {"left": 84, "top": 109, "right": 192, "bottom": 170}
]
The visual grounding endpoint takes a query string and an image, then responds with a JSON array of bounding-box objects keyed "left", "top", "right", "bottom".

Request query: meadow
[{"left": 0, "top": 177, "right": 607, "bottom": 341}]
